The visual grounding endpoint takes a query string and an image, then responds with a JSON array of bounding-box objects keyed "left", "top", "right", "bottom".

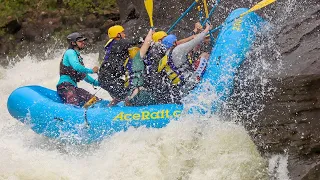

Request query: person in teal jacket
[{"left": 57, "top": 32, "right": 100, "bottom": 106}]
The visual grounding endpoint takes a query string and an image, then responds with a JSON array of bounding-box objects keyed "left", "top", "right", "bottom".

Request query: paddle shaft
[
  {"left": 202, "top": 0, "right": 221, "bottom": 26},
  {"left": 197, "top": 6, "right": 204, "bottom": 23},
  {"left": 167, "top": 0, "right": 199, "bottom": 34},
  {"left": 240, "top": 0, "right": 276, "bottom": 17},
  {"left": 202, "top": 0, "right": 209, "bottom": 18}
]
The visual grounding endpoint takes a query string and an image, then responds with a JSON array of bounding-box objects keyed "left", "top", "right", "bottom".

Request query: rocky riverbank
[{"left": 0, "top": 3, "right": 120, "bottom": 66}]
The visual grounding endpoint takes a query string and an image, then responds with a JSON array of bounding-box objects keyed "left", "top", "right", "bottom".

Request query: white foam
[{"left": 0, "top": 50, "right": 270, "bottom": 179}]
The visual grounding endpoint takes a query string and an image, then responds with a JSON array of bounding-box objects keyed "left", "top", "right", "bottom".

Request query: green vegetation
[{"left": 0, "top": 0, "right": 117, "bottom": 28}]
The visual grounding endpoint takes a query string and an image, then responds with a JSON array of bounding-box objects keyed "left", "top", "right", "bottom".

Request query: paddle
[
  {"left": 239, "top": 0, "right": 276, "bottom": 17},
  {"left": 144, "top": 0, "right": 154, "bottom": 28},
  {"left": 83, "top": 87, "right": 101, "bottom": 127},
  {"left": 197, "top": 6, "right": 204, "bottom": 23},
  {"left": 209, "top": 0, "right": 277, "bottom": 34},
  {"left": 202, "top": 0, "right": 209, "bottom": 18},
  {"left": 202, "top": 0, "right": 214, "bottom": 45},
  {"left": 202, "top": 0, "right": 221, "bottom": 26},
  {"left": 167, "top": 0, "right": 199, "bottom": 34}
]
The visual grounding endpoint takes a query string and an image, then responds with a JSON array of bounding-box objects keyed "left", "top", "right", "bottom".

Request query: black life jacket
[{"left": 60, "top": 49, "right": 86, "bottom": 82}]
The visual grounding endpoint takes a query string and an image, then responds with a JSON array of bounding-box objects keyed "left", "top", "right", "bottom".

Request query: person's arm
[
  {"left": 140, "top": 29, "right": 153, "bottom": 58},
  {"left": 84, "top": 75, "right": 100, "bottom": 86},
  {"left": 66, "top": 50, "right": 94, "bottom": 74},
  {"left": 176, "top": 22, "right": 203, "bottom": 45},
  {"left": 176, "top": 35, "right": 195, "bottom": 45},
  {"left": 192, "top": 22, "right": 203, "bottom": 35},
  {"left": 172, "top": 23, "right": 211, "bottom": 67},
  {"left": 118, "top": 38, "right": 141, "bottom": 50}
]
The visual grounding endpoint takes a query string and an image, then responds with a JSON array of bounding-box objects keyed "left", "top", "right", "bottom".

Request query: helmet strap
[
  {"left": 71, "top": 41, "right": 82, "bottom": 50},
  {"left": 117, "top": 33, "right": 123, "bottom": 39}
]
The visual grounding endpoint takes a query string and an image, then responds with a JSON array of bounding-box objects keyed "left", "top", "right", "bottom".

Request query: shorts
[
  {"left": 57, "top": 82, "right": 96, "bottom": 107},
  {"left": 100, "top": 79, "right": 129, "bottom": 101}
]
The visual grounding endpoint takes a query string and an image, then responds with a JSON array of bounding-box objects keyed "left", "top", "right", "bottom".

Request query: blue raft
[{"left": 7, "top": 8, "right": 265, "bottom": 143}]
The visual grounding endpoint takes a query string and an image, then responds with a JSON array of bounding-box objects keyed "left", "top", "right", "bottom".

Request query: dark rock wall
[{"left": 227, "top": 0, "right": 320, "bottom": 179}]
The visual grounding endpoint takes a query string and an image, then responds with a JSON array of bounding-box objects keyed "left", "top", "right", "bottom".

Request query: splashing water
[
  {"left": 1, "top": 0, "right": 305, "bottom": 176},
  {"left": 0, "top": 50, "right": 273, "bottom": 179}
]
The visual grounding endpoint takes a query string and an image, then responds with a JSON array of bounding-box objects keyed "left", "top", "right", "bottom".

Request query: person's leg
[
  {"left": 75, "top": 87, "right": 97, "bottom": 106},
  {"left": 100, "top": 79, "right": 129, "bottom": 106},
  {"left": 57, "top": 83, "right": 80, "bottom": 106},
  {"left": 128, "top": 88, "right": 157, "bottom": 106},
  {"left": 108, "top": 99, "right": 121, "bottom": 107}
]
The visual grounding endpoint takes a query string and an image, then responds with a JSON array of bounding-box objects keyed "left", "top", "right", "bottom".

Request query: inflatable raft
[{"left": 7, "top": 8, "right": 265, "bottom": 143}]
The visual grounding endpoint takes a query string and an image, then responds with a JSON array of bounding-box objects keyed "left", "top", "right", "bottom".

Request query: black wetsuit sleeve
[{"left": 117, "top": 38, "right": 141, "bottom": 49}]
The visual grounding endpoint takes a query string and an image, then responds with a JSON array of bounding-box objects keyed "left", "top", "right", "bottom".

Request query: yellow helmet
[
  {"left": 108, "top": 25, "right": 125, "bottom": 39},
  {"left": 128, "top": 47, "right": 140, "bottom": 59},
  {"left": 152, "top": 31, "right": 168, "bottom": 42}
]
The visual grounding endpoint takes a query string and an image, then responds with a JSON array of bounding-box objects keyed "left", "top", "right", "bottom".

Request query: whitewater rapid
[{"left": 0, "top": 51, "right": 285, "bottom": 179}]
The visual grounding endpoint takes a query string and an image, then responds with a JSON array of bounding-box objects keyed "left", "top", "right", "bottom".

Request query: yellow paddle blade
[
  {"left": 144, "top": 0, "right": 154, "bottom": 28},
  {"left": 197, "top": 5, "right": 201, "bottom": 12},
  {"left": 202, "top": 0, "right": 209, "bottom": 18},
  {"left": 83, "top": 96, "right": 98, "bottom": 109},
  {"left": 241, "top": 0, "right": 276, "bottom": 17}
]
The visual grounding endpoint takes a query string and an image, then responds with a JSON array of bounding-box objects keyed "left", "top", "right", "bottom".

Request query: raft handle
[{"left": 54, "top": 117, "right": 64, "bottom": 121}]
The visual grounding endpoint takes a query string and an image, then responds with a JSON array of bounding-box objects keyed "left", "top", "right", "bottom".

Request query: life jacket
[
  {"left": 143, "top": 51, "right": 153, "bottom": 75},
  {"left": 157, "top": 50, "right": 185, "bottom": 85},
  {"left": 123, "top": 57, "right": 131, "bottom": 88},
  {"left": 187, "top": 43, "right": 202, "bottom": 65},
  {"left": 123, "top": 47, "right": 142, "bottom": 88},
  {"left": 104, "top": 39, "right": 115, "bottom": 62},
  {"left": 60, "top": 49, "right": 86, "bottom": 83}
]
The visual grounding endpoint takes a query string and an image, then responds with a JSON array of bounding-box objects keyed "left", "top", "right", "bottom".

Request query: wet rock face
[
  {"left": 251, "top": 76, "right": 320, "bottom": 179},
  {"left": 273, "top": 6, "right": 320, "bottom": 77},
  {"left": 229, "top": 1, "right": 320, "bottom": 180}
]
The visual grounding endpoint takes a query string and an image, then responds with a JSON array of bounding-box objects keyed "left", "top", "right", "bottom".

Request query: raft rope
[{"left": 83, "top": 86, "right": 102, "bottom": 128}]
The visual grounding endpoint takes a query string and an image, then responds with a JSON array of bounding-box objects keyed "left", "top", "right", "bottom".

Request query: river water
[{"left": 0, "top": 50, "right": 290, "bottom": 179}]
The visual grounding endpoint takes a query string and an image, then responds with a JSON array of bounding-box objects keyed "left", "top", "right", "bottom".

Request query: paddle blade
[
  {"left": 202, "top": 0, "right": 209, "bottom": 18},
  {"left": 144, "top": 0, "right": 154, "bottom": 28},
  {"left": 241, "top": 0, "right": 276, "bottom": 16}
]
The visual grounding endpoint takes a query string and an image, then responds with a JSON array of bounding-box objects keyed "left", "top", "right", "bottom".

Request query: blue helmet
[{"left": 162, "top": 34, "right": 177, "bottom": 49}]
